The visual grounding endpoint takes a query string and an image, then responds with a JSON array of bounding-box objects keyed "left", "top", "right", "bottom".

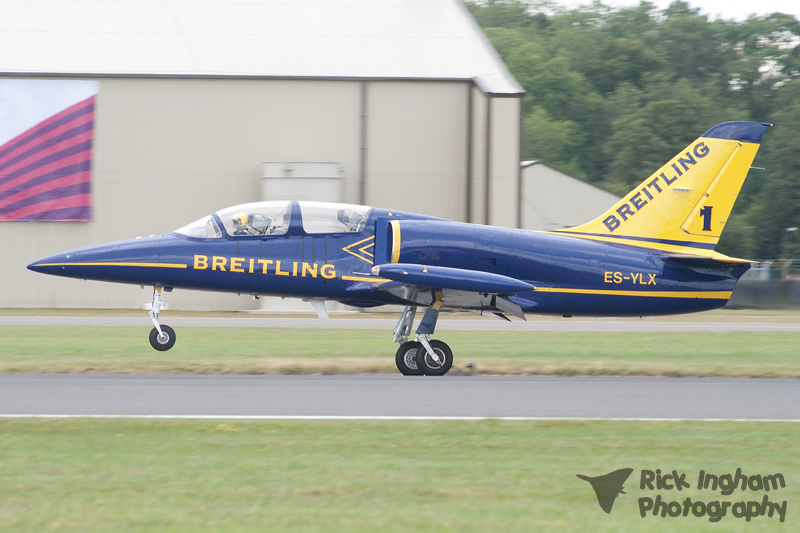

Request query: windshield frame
[{"left": 173, "top": 201, "right": 373, "bottom": 240}]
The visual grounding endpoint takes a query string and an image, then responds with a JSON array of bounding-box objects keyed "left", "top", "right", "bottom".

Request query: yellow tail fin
[{"left": 559, "top": 122, "right": 771, "bottom": 252}]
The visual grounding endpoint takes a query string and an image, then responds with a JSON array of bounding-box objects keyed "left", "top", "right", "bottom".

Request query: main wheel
[
  {"left": 395, "top": 341, "right": 424, "bottom": 376},
  {"left": 149, "top": 325, "right": 176, "bottom": 351},
  {"left": 415, "top": 340, "right": 453, "bottom": 376}
]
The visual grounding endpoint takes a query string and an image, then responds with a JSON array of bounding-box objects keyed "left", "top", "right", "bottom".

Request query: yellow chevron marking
[{"left": 342, "top": 235, "right": 376, "bottom": 264}]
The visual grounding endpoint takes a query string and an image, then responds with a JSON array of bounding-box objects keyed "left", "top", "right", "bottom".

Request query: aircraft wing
[
  {"left": 371, "top": 263, "right": 534, "bottom": 293},
  {"left": 347, "top": 262, "right": 534, "bottom": 320}
]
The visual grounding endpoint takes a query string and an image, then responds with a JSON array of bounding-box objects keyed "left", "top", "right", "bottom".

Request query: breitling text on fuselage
[{"left": 192, "top": 254, "right": 336, "bottom": 279}]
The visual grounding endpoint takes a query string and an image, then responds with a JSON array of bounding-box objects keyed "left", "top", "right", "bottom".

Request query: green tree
[
  {"left": 602, "top": 75, "right": 729, "bottom": 193},
  {"left": 745, "top": 80, "right": 800, "bottom": 257},
  {"left": 465, "top": 0, "right": 536, "bottom": 29},
  {"left": 522, "top": 107, "right": 584, "bottom": 176},
  {"left": 466, "top": 0, "right": 800, "bottom": 257}
]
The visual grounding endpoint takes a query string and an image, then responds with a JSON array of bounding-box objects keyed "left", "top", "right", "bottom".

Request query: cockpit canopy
[{"left": 174, "top": 201, "right": 371, "bottom": 239}]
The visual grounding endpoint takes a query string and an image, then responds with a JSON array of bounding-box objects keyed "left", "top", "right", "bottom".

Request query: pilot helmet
[{"left": 233, "top": 213, "right": 248, "bottom": 226}]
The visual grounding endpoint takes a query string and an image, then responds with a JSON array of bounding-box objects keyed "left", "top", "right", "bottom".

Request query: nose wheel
[
  {"left": 149, "top": 324, "right": 176, "bottom": 351},
  {"left": 148, "top": 286, "right": 176, "bottom": 351}
]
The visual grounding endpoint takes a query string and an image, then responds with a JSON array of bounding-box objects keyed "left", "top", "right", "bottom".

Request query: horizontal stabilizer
[
  {"left": 662, "top": 254, "right": 753, "bottom": 280},
  {"left": 663, "top": 254, "right": 753, "bottom": 266},
  {"left": 371, "top": 263, "right": 534, "bottom": 294}
]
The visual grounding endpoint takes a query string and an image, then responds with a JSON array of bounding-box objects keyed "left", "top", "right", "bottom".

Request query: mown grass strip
[
  {"left": 0, "top": 419, "right": 797, "bottom": 532},
  {"left": 2, "top": 326, "right": 799, "bottom": 377}
]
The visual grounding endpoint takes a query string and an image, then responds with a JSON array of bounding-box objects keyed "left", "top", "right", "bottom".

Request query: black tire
[
  {"left": 149, "top": 325, "right": 176, "bottom": 351},
  {"left": 415, "top": 340, "right": 453, "bottom": 376},
  {"left": 395, "top": 341, "right": 424, "bottom": 376}
]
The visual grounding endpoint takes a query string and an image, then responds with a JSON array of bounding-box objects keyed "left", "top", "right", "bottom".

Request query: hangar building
[
  {"left": 1, "top": 0, "right": 524, "bottom": 310},
  {"left": 520, "top": 162, "right": 620, "bottom": 231}
]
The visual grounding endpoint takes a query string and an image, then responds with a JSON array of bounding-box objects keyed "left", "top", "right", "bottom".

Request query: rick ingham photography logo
[{"left": 577, "top": 467, "right": 787, "bottom": 523}]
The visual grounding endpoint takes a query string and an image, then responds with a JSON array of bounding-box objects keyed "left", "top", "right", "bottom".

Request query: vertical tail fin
[{"left": 559, "top": 122, "right": 771, "bottom": 251}]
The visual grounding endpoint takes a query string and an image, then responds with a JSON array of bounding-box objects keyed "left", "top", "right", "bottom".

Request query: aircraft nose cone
[
  {"left": 26, "top": 260, "right": 45, "bottom": 273},
  {"left": 27, "top": 254, "right": 69, "bottom": 275}
]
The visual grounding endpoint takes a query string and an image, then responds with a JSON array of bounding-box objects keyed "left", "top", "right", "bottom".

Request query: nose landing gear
[
  {"left": 149, "top": 324, "right": 176, "bottom": 351},
  {"left": 148, "top": 286, "right": 176, "bottom": 351}
]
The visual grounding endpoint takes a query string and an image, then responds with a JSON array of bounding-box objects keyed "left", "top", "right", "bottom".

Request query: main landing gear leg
[
  {"left": 148, "top": 286, "right": 176, "bottom": 351},
  {"left": 394, "top": 306, "right": 423, "bottom": 376},
  {"left": 413, "top": 291, "right": 453, "bottom": 376},
  {"left": 392, "top": 293, "right": 454, "bottom": 376}
]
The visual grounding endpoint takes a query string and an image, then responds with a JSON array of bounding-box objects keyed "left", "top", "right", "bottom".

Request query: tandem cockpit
[{"left": 174, "top": 201, "right": 371, "bottom": 239}]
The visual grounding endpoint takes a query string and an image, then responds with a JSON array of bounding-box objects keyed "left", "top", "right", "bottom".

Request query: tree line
[{"left": 467, "top": 0, "right": 800, "bottom": 258}]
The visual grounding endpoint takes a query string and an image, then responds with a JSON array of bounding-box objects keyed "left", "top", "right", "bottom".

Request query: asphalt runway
[
  {"left": 4, "top": 316, "right": 798, "bottom": 421},
  {"left": 2, "top": 316, "right": 800, "bottom": 331},
  {"left": 1, "top": 375, "right": 798, "bottom": 421}
]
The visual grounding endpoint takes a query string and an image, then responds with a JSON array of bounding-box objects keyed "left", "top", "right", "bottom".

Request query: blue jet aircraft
[{"left": 28, "top": 121, "right": 771, "bottom": 375}]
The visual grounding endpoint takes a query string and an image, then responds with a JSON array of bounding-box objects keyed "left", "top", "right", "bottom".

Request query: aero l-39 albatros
[{"left": 29, "top": 122, "right": 771, "bottom": 375}]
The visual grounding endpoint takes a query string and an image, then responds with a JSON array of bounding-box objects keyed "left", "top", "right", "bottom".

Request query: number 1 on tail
[{"left": 700, "top": 206, "right": 713, "bottom": 231}]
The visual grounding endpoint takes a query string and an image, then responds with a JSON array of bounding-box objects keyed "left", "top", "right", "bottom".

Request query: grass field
[
  {"left": 0, "top": 418, "right": 797, "bottom": 532},
  {"left": 2, "top": 311, "right": 797, "bottom": 531},
  {"left": 1, "top": 325, "right": 799, "bottom": 377}
]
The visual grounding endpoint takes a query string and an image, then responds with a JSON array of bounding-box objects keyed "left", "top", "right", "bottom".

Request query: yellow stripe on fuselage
[
  {"left": 390, "top": 220, "right": 401, "bottom": 264},
  {"left": 35, "top": 262, "right": 188, "bottom": 269},
  {"left": 535, "top": 287, "right": 731, "bottom": 299},
  {"left": 340, "top": 275, "right": 391, "bottom": 284}
]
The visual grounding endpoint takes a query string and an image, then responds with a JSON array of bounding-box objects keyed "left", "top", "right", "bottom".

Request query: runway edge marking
[{"left": 1, "top": 415, "right": 798, "bottom": 422}]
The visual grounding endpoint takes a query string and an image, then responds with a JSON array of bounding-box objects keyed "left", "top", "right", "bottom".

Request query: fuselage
[{"left": 28, "top": 201, "right": 749, "bottom": 317}]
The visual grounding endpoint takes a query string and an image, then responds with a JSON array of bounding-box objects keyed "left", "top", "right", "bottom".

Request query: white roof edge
[
  {"left": 0, "top": 71, "right": 524, "bottom": 97},
  {"left": 453, "top": 0, "right": 524, "bottom": 95},
  {"left": 0, "top": 0, "right": 525, "bottom": 97}
]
